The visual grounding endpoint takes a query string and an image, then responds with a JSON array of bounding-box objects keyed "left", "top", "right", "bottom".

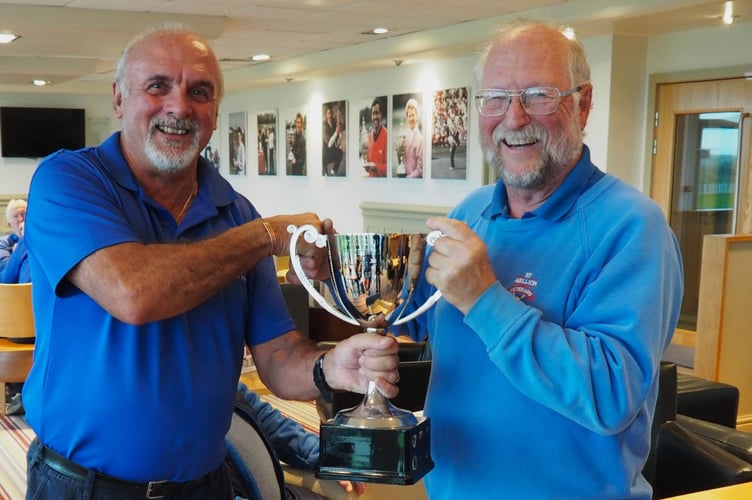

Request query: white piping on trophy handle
[
  {"left": 287, "top": 224, "right": 326, "bottom": 247},
  {"left": 426, "top": 230, "right": 445, "bottom": 246},
  {"left": 288, "top": 224, "right": 359, "bottom": 327}
]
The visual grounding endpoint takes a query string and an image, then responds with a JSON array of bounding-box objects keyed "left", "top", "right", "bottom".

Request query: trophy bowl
[{"left": 289, "top": 224, "right": 441, "bottom": 484}]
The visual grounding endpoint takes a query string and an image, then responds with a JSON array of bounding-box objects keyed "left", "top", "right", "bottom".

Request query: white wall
[{"left": 2, "top": 21, "right": 752, "bottom": 232}]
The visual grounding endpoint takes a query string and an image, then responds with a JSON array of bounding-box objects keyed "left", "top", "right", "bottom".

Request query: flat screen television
[{"left": 0, "top": 106, "right": 86, "bottom": 158}]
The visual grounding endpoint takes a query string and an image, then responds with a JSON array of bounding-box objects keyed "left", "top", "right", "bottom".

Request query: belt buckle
[{"left": 145, "top": 480, "right": 169, "bottom": 499}]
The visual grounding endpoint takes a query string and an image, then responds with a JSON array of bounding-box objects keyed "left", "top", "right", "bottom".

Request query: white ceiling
[{"left": 0, "top": 0, "right": 750, "bottom": 95}]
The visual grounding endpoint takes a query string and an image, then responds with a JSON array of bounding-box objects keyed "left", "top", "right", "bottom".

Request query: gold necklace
[{"left": 176, "top": 182, "right": 198, "bottom": 223}]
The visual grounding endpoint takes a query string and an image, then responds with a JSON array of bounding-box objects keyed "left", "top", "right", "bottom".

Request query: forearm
[
  {"left": 252, "top": 332, "right": 321, "bottom": 400},
  {"left": 68, "top": 219, "right": 275, "bottom": 325}
]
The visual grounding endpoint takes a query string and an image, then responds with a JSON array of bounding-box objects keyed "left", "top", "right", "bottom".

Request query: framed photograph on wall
[
  {"left": 431, "top": 87, "right": 469, "bottom": 180},
  {"left": 257, "top": 110, "right": 277, "bottom": 176},
  {"left": 392, "top": 92, "right": 424, "bottom": 179},
  {"left": 228, "top": 111, "right": 247, "bottom": 176},
  {"left": 284, "top": 108, "right": 307, "bottom": 176},
  {"left": 322, "top": 100, "right": 347, "bottom": 177},
  {"left": 202, "top": 129, "right": 221, "bottom": 171},
  {"left": 356, "top": 95, "right": 388, "bottom": 178}
]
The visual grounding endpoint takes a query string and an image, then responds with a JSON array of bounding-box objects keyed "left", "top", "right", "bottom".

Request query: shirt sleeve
[{"left": 236, "top": 382, "right": 319, "bottom": 470}]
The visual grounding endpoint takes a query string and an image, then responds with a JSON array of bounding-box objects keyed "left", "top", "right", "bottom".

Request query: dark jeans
[{"left": 26, "top": 438, "right": 234, "bottom": 500}]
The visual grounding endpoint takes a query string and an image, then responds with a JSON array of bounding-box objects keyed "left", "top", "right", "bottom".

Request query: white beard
[{"left": 145, "top": 117, "right": 201, "bottom": 173}]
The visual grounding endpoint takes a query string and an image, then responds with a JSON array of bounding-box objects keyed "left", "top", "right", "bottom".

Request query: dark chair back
[{"left": 644, "top": 361, "right": 678, "bottom": 488}]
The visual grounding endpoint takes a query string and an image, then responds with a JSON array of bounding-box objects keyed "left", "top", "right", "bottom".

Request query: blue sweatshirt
[{"left": 408, "top": 146, "right": 683, "bottom": 499}]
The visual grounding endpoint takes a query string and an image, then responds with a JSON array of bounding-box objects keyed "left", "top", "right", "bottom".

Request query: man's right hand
[{"left": 269, "top": 215, "right": 334, "bottom": 283}]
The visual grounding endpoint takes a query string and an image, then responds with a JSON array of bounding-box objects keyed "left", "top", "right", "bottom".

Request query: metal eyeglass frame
[{"left": 473, "top": 85, "right": 583, "bottom": 117}]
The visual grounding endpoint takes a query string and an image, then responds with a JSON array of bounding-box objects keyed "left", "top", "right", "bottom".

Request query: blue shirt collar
[
  {"left": 93, "top": 132, "right": 238, "bottom": 212},
  {"left": 483, "top": 145, "right": 604, "bottom": 221}
]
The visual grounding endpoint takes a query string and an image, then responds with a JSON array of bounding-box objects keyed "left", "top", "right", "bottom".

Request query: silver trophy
[{"left": 289, "top": 224, "right": 442, "bottom": 484}]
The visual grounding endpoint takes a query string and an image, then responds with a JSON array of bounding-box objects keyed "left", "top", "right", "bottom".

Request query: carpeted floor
[{"left": 0, "top": 414, "right": 33, "bottom": 500}]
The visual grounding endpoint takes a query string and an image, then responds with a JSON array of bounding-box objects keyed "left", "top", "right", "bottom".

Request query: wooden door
[{"left": 651, "top": 78, "right": 752, "bottom": 342}]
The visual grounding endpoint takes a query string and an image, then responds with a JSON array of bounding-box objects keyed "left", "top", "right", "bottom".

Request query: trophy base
[{"left": 315, "top": 416, "right": 433, "bottom": 485}]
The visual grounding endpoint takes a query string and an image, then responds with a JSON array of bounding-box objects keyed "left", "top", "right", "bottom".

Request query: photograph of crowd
[
  {"left": 228, "top": 111, "right": 247, "bottom": 176},
  {"left": 257, "top": 110, "right": 277, "bottom": 176},
  {"left": 431, "top": 87, "right": 468, "bottom": 180}
]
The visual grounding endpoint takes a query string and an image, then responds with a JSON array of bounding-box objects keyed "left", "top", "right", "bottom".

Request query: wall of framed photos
[
  {"left": 216, "top": 55, "right": 482, "bottom": 232},
  {"left": 3, "top": 21, "right": 752, "bottom": 233},
  {"left": 216, "top": 38, "right": 619, "bottom": 232}
]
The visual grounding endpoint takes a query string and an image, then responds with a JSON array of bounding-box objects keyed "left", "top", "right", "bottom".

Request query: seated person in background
[
  {"left": 0, "top": 199, "right": 27, "bottom": 273},
  {"left": 1, "top": 228, "right": 29, "bottom": 283},
  {"left": 229, "top": 381, "right": 364, "bottom": 499},
  {"left": 1, "top": 220, "right": 31, "bottom": 415}
]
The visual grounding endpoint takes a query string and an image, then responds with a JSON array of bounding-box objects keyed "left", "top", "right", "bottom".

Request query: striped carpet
[
  {"left": 259, "top": 394, "right": 320, "bottom": 435},
  {"left": 0, "top": 398, "right": 320, "bottom": 500},
  {"left": 0, "top": 414, "right": 33, "bottom": 500}
]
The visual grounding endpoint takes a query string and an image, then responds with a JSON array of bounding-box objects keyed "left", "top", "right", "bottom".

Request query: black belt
[{"left": 38, "top": 442, "right": 207, "bottom": 499}]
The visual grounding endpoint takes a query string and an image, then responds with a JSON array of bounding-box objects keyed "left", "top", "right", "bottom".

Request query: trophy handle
[
  {"left": 288, "top": 224, "right": 361, "bottom": 327},
  {"left": 391, "top": 229, "right": 443, "bottom": 326}
]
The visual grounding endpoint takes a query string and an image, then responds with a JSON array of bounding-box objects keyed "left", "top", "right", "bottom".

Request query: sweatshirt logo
[{"left": 508, "top": 272, "right": 537, "bottom": 302}]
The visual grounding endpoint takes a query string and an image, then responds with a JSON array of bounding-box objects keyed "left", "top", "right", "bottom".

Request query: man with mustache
[
  {"left": 22, "top": 24, "right": 398, "bottom": 499},
  {"left": 395, "top": 20, "right": 683, "bottom": 499}
]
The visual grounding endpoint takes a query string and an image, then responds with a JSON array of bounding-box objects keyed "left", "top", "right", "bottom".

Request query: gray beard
[
  {"left": 145, "top": 119, "right": 201, "bottom": 173},
  {"left": 484, "top": 121, "right": 583, "bottom": 189}
]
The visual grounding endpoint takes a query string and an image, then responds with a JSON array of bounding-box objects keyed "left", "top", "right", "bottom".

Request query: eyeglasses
[{"left": 474, "top": 86, "right": 583, "bottom": 117}]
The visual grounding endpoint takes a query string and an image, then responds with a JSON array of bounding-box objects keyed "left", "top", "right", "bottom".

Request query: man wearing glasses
[{"left": 396, "top": 19, "right": 683, "bottom": 499}]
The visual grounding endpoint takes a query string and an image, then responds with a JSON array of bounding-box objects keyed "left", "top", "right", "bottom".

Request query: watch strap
[{"left": 313, "top": 352, "right": 333, "bottom": 403}]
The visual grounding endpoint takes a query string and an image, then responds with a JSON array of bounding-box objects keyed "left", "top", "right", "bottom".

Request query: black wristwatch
[{"left": 313, "top": 352, "right": 333, "bottom": 402}]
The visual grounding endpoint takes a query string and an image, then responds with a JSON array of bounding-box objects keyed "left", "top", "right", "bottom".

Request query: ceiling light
[
  {"left": 251, "top": 53, "right": 270, "bottom": 62},
  {"left": 723, "top": 1, "right": 735, "bottom": 25},
  {"left": 32, "top": 79, "right": 49, "bottom": 86},
  {"left": 560, "top": 25, "right": 576, "bottom": 40},
  {"left": 0, "top": 33, "right": 20, "bottom": 44},
  {"left": 373, "top": 27, "right": 388, "bottom": 35}
]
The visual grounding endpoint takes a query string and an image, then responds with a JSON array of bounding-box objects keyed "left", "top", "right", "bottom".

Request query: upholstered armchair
[{"left": 650, "top": 362, "right": 752, "bottom": 499}]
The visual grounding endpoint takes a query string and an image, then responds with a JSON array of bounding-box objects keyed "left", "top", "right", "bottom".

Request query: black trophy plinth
[{"left": 316, "top": 416, "right": 433, "bottom": 485}]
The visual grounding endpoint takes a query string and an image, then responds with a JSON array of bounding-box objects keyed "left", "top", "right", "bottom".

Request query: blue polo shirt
[{"left": 23, "top": 132, "right": 296, "bottom": 482}]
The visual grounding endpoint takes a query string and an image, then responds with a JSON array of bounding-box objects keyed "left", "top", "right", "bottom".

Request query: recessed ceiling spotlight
[
  {"left": 32, "top": 79, "right": 49, "bottom": 86},
  {"left": 0, "top": 33, "right": 20, "bottom": 44},
  {"left": 723, "top": 1, "right": 736, "bottom": 25},
  {"left": 251, "top": 53, "right": 271, "bottom": 62},
  {"left": 373, "top": 27, "right": 388, "bottom": 35}
]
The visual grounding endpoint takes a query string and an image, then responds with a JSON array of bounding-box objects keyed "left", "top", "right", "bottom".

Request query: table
[{"left": 665, "top": 482, "right": 752, "bottom": 499}]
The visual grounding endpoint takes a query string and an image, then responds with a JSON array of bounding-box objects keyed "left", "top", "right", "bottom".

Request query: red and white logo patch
[{"left": 508, "top": 272, "right": 537, "bottom": 302}]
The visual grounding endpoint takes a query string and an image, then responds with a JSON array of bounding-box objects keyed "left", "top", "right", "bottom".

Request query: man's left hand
[
  {"left": 326, "top": 333, "right": 400, "bottom": 398},
  {"left": 424, "top": 216, "right": 497, "bottom": 314}
]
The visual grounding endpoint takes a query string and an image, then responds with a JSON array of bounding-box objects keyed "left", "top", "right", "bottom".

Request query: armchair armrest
[
  {"left": 676, "top": 414, "right": 752, "bottom": 463},
  {"left": 654, "top": 420, "right": 752, "bottom": 499}
]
